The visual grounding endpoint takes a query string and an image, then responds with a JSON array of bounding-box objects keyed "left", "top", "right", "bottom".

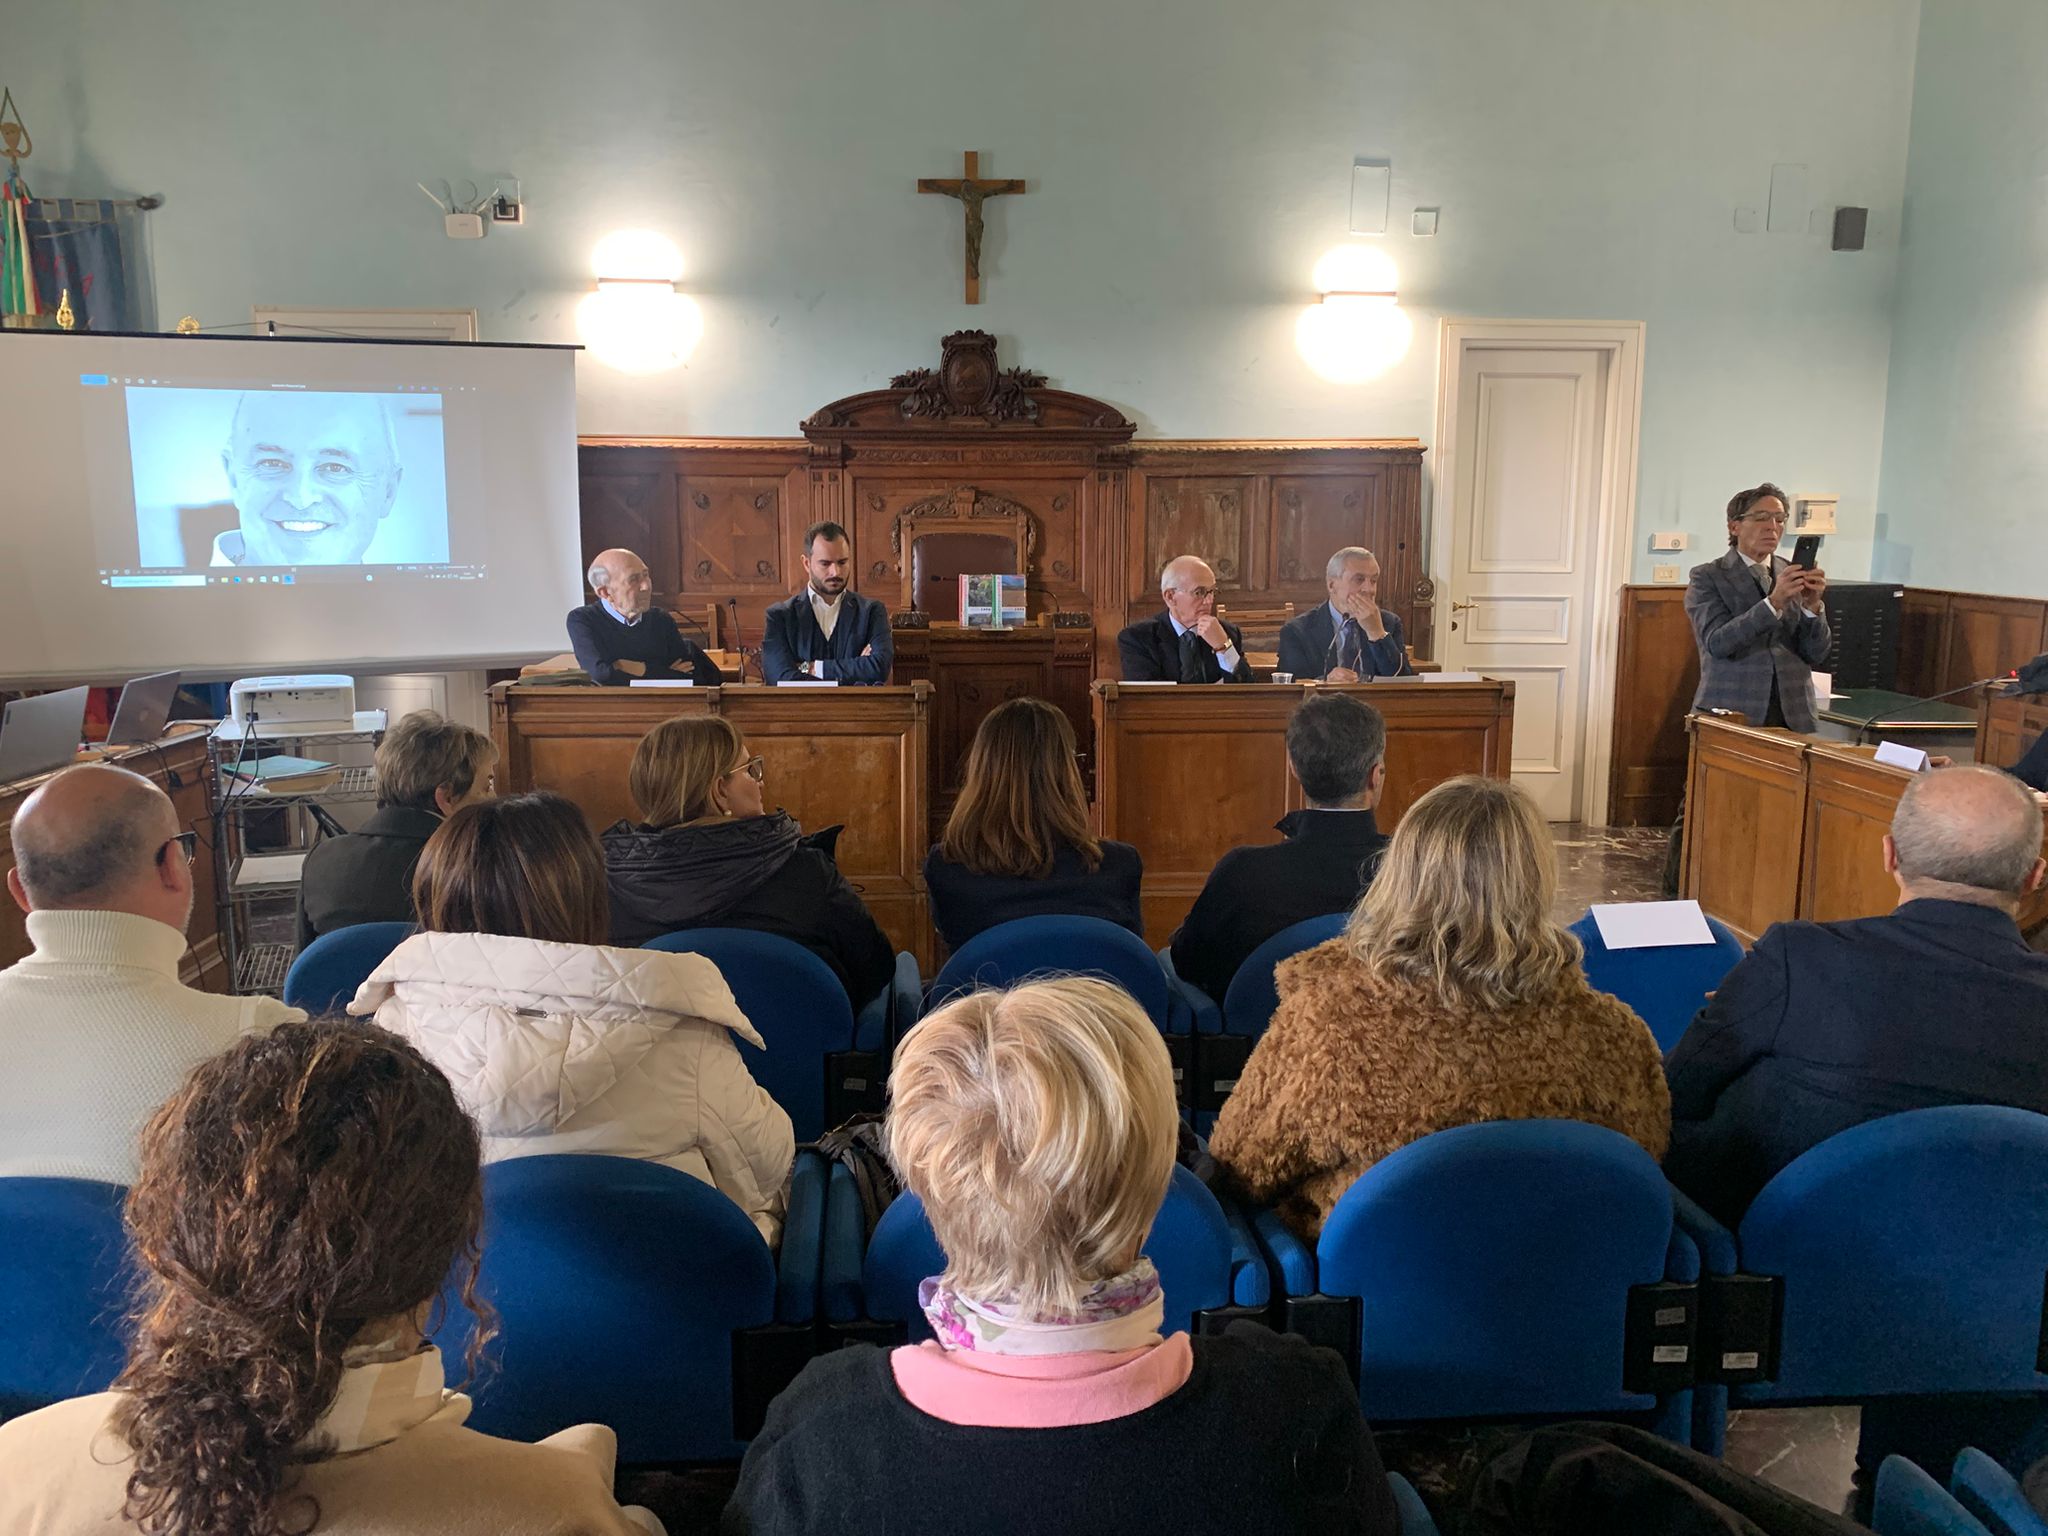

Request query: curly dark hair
[
  {"left": 112, "top": 1018, "right": 492, "bottom": 1536},
  {"left": 1725, "top": 482, "right": 1791, "bottom": 547}
]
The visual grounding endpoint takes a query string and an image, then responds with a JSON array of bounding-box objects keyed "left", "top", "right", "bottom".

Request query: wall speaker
[{"left": 1832, "top": 206, "right": 1868, "bottom": 251}]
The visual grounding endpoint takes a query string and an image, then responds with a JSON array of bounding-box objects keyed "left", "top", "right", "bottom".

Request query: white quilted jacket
[{"left": 349, "top": 931, "right": 794, "bottom": 1244}]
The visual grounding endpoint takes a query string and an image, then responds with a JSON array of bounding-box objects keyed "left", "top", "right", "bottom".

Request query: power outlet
[
  {"left": 1653, "top": 563, "right": 1682, "bottom": 583},
  {"left": 1650, "top": 531, "right": 1689, "bottom": 552}
]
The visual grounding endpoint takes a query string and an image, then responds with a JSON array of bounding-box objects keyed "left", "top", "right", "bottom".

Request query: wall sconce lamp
[
  {"left": 576, "top": 230, "right": 703, "bottom": 374},
  {"left": 1296, "top": 244, "right": 1413, "bottom": 385}
]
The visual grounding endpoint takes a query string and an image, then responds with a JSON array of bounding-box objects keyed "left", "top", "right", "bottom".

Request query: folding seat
[
  {"left": 282, "top": 919, "right": 415, "bottom": 1013},
  {"left": 0, "top": 1177, "right": 132, "bottom": 1419},
  {"left": 1568, "top": 906, "right": 1745, "bottom": 1052}
]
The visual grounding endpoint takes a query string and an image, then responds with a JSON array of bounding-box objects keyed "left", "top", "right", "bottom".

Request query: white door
[{"left": 1442, "top": 347, "right": 1609, "bottom": 821}]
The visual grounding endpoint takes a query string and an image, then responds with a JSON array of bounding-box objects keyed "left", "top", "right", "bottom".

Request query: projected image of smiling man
[{"left": 212, "top": 392, "right": 404, "bottom": 566}]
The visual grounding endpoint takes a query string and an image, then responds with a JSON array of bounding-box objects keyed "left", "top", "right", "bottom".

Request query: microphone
[
  {"left": 726, "top": 597, "right": 751, "bottom": 685},
  {"left": 1853, "top": 676, "right": 2003, "bottom": 744}
]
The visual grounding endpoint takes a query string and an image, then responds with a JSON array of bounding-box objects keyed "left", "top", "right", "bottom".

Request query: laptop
[
  {"left": 0, "top": 687, "right": 89, "bottom": 782},
  {"left": 105, "top": 670, "right": 183, "bottom": 748}
]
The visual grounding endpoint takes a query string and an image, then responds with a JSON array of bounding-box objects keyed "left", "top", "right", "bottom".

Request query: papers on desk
[
  {"left": 1874, "top": 739, "right": 1931, "bottom": 772},
  {"left": 1116, "top": 680, "right": 1181, "bottom": 687},
  {"left": 775, "top": 679, "right": 839, "bottom": 687},
  {"left": 628, "top": 678, "right": 693, "bottom": 688},
  {"left": 1590, "top": 900, "right": 1715, "bottom": 950},
  {"left": 1375, "top": 671, "right": 1484, "bottom": 683}
]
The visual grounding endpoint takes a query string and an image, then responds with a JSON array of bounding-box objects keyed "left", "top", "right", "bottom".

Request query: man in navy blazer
[
  {"left": 1276, "top": 547, "right": 1414, "bottom": 681},
  {"left": 1664, "top": 765, "right": 2048, "bottom": 1224},
  {"left": 1118, "top": 555, "right": 1253, "bottom": 683},
  {"left": 1685, "top": 483, "right": 1831, "bottom": 732},
  {"left": 761, "top": 521, "right": 894, "bottom": 685}
]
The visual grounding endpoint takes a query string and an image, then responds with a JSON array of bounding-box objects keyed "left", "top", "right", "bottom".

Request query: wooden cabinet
[
  {"left": 1892, "top": 588, "right": 2048, "bottom": 699},
  {"left": 1606, "top": 586, "right": 1699, "bottom": 826},
  {"left": 1978, "top": 687, "right": 2048, "bottom": 771}
]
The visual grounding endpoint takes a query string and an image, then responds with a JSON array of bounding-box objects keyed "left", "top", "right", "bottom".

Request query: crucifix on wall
[{"left": 918, "top": 151, "right": 1026, "bottom": 305}]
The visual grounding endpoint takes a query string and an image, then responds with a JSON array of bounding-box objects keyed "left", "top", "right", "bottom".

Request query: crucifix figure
[{"left": 918, "top": 151, "right": 1026, "bottom": 305}]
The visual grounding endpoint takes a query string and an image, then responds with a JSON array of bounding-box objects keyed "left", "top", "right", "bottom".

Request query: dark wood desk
[
  {"left": 1977, "top": 687, "right": 2048, "bottom": 771},
  {"left": 491, "top": 683, "right": 935, "bottom": 969},
  {"left": 1093, "top": 679, "right": 1517, "bottom": 947},
  {"left": 1682, "top": 714, "right": 2048, "bottom": 943},
  {"left": 0, "top": 730, "right": 226, "bottom": 989}
]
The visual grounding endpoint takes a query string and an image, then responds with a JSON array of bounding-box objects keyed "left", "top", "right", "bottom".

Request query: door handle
[{"left": 1449, "top": 597, "right": 1475, "bottom": 632}]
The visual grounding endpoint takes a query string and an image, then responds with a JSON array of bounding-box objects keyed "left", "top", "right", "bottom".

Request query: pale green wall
[
  {"left": 1875, "top": 0, "right": 2048, "bottom": 596},
  {"left": 10, "top": 0, "right": 1920, "bottom": 580}
]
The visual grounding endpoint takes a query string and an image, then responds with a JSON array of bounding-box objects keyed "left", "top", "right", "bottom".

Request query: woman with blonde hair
[
  {"left": 1212, "top": 775, "right": 1669, "bottom": 1240},
  {"left": 351, "top": 791, "right": 794, "bottom": 1243},
  {"left": 0, "top": 1018, "right": 660, "bottom": 1534},
  {"left": 601, "top": 715, "right": 894, "bottom": 1006},
  {"left": 923, "top": 697, "right": 1143, "bottom": 953},
  {"left": 726, "top": 978, "right": 1398, "bottom": 1534}
]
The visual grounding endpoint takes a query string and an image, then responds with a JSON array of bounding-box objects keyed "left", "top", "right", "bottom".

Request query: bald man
[
  {"left": 1118, "top": 555, "right": 1253, "bottom": 683},
  {"left": 567, "top": 547, "right": 724, "bottom": 687},
  {"left": 1665, "top": 765, "right": 2048, "bottom": 1224},
  {"left": 0, "top": 765, "right": 302, "bottom": 1182}
]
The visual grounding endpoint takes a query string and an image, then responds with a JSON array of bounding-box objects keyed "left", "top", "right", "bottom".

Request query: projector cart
[{"left": 208, "top": 721, "right": 386, "bottom": 997}]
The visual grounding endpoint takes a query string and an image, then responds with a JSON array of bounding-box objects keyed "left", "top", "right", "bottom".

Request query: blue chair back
[
  {"left": 1569, "top": 909, "right": 1745, "bottom": 1052},
  {"left": 1736, "top": 1105, "right": 2048, "bottom": 1403},
  {"left": 1221, "top": 912, "right": 1349, "bottom": 1037},
  {"left": 1875, "top": 1456, "right": 1996, "bottom": 1536},
  {"left": 430, "top": 1155, "right": 774, "bottom": 1463},
  {"left": 0, "top": 1178, "right": 133, "bottom": 1415},
  {"left": 643, "top": 928, "right": 855, "bottom": 1142},
  {"left": 1317, "top": 1119, "right": 1680, "bottom": 1424},
  {"left": 283, "top": 921, "right": 416, "bottom": 1014},
  {"left": 1953, "top": 1447, "right": 2048, "bottom": 1536},
  {"left": 930, "top": 915, "right": 1172, "bottom": 1032},
  {"left": 861, "top": 1164, "right": 1237, "bottom": 1339}
]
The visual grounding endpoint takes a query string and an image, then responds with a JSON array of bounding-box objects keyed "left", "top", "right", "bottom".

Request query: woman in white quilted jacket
[{"left": 348, "top": 791, "right": 795, "bottom": 1244}]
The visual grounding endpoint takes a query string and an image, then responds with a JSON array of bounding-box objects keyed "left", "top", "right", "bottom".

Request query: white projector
[{"left": 225, "top": 675, "right": 357, "bottom": 737}]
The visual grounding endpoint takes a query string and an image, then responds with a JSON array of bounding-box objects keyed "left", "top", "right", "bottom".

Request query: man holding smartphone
[{"left": 1684, "top": 483, "right": 1831, "bottom": 732}]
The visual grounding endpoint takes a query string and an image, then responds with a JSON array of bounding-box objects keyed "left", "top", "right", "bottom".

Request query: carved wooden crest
[
  {"left": 888, "top": 485, "right": 1040, "bottom": 567},
  {"left": 890, "top": 331, "right": 1046, "bottom": 423}
]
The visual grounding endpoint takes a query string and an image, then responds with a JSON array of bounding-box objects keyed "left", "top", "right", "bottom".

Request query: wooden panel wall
[
  {"left": 1609, "top": 581, "right": 2048, "bottom": 826},
  {"left": 579, "top": 438, "right": 1429, "bottom": 676}
]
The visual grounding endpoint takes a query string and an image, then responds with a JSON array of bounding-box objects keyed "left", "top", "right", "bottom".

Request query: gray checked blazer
[{"left": 1685, "top": 547, "right": 1833, "bottom": 733}]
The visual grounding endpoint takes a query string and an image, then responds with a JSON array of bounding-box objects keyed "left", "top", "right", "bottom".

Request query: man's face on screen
[{"left": 222, "top": 393, "right": 403, "bottom": 565}]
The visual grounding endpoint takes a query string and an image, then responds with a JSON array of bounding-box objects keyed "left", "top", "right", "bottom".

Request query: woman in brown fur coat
[{"left": 1211, "top": 775, "right": 1670, "bottom": 1240}]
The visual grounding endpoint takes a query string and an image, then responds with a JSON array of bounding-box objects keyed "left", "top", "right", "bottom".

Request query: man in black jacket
[
  {"left": 761, "top": 522, "right": 895, "bottom": 685},
  {"left": 566, "top": 547, "right": 724, "bottom": 687},
  {"left": 1276, "top": 547, "right": 1414, "bottom": 682},
  {"left": 1118, "top": 555, "right": 1254, "bottom": 683},
  {"left": 2011, "top": 725, "right": 2048, "bottom": 792},
  {"left": 1665, "top": 765, "right": 2048, "bottom": 1224},
  {"left": 295, "top": 710, "right": 496, "bottom": 950},
  {"left": 1169, "top": 693, "right": 1389, "bottom": 1001}
]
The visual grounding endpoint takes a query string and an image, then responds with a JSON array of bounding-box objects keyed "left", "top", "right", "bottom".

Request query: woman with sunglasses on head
[
  {"left": 351, "top": 790, "right": 793, "bottom": 1243},
  {"left": 601, "top": 716, "right": 895, "bottom": 1008}
]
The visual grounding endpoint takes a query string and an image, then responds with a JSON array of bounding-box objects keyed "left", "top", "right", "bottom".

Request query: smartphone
[{"left": 1791, "top": 534, "right": 1822, "bottom": 570}]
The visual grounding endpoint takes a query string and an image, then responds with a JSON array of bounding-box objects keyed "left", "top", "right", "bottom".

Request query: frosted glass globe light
[
  {"left": 1311, "top": 244, "right": 1399, "bottom": 298},
  {"left": 579, "top": 229, "right": 699, "bottom": 372},
  {"left": 1298, "top": 243, "right": 1411, "bottom": 383}
]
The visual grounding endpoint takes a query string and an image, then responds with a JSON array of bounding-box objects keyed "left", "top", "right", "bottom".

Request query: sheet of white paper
[
  {"left": 1115, "top": 680, "right": 1181, "bottom": 687},
  {"left": 775, "top": 679, "right": 840, "bottom": 688},
  {"left": 627, "top": 678, "right": 693, "bottom": 688},
  {"left": 1874, "top": 739, "right": 1930, "bottom": 772},
  {"left": 1591, "top": 900, "right": 1715, "bottom": 950}
]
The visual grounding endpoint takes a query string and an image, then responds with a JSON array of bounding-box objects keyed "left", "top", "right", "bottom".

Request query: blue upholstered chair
[
  {"left": 1676, "top": 1106, "right": 2048, "bottom": 1457},
  {"left": 643, "top": 928, "right": 888, "bottom": 1142},
  {"left": 1875, "top": 1456, "right": 1996, "bottom": 1536},
  {"left": 429, "top": 1154, "right": 804, "bottom": 1463},
  {"left": 1389, "top": 1473, "right": 1442, "bottom": 1536},
  {"left": 1181, "top": 912, "right": 1350, "bottom": 1126},
  {"left": 929, "top": 914, "right": 1177, "bottom": 1034},
  {"left": 1569, "top": 907, "right": 1745, "bottom": 1052},
  {"left": 1952, "top": 1447, "right": 2048, "bottom": 1536},
  {"left": 0, "top": 1178, "right": 133, "bottom": 1417},
  {"left": 1255, "top": 1119, "right": 1698, "bottom": 1441},
  {"left": 823, "top": 1163, "right": 1268, "bottom": 1342},
  {"left": 282, "top": 920, "right": 416, "bottom": 1014}
]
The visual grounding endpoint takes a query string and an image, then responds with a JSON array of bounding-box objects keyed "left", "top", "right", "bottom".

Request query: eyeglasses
[
  {"left": 728, "top": 755, "right": 765, "bottom": 783},
  {"left": 1739, "top": 511, "right": 1790, "bottom": 527},
  {"left": 155, "top": 830, "right": 198, "bottom": 867},
  {"left": 1177, "top": 585, "right": 1219, "bottom": 601}
]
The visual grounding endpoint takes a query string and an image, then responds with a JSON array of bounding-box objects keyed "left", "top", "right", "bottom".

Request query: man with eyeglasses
[
  {"left": 1686, "top": 483, "right": 1831, "bottom": 733},
  {"left": 0, "top": 765, "right": 303, "bottom": 1183},
  {"left": 1119, "top": 555, "right": 1255, "bottom": 684}
]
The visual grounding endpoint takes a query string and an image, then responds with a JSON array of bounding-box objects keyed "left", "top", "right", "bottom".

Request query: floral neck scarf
[{"left": 919, "top": 1257, "right": 1166, "bottom": 1356}]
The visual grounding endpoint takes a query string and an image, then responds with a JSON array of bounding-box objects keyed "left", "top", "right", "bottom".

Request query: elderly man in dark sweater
[{"left": 566, "top": 547, "right": 723, "bottom": 686}]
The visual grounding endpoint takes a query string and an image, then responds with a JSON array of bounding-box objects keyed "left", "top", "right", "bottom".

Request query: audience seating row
[
  {"left": 17, "top": 1105, "right": 2042, "bottom": 1473},
  {"left": 1875, "top": 1448, "right": 2048, "bottom": 1536}
]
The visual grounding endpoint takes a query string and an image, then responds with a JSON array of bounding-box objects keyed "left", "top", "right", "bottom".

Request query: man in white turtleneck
[{"left": 0, "top": 764, "right": 302, "bottom": 1181}]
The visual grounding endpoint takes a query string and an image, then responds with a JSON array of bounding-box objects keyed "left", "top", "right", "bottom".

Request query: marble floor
[{"left": 1545, "top": 819, "right": 1865, "bottom": 1519}]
